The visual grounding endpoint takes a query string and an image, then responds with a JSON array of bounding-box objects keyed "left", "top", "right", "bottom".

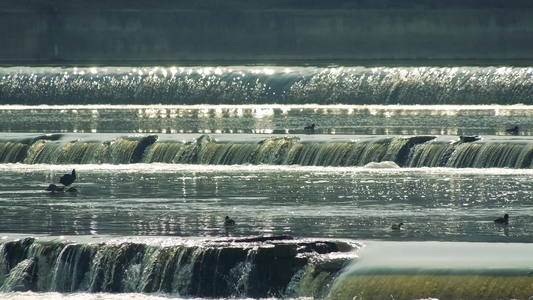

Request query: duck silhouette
[
  {"left": 506, "top": 126, "right": 519, "bottom": 135},
  {"left": 304, "top": 124, "right": 315, "bottom": 131},
  {"left": 459, "top": 135, "right": 481, "bottom": 143},
  {"left": 224, "top": 216, "right": 235, "bottom": 226},
  {"left": 390, "top": 222, "right": 404, "bottom": 231},
  {"left": 494, "top": 213, "right": 509, "bottom": 225},
  {"left": 59, "top": 169, "right": 76, "bottom": 186}
]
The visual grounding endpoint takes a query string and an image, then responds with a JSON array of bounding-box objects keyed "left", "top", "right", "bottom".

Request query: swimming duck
[
  {"left": 390, "top": 222, "right": 404, "bottom": 231},
  {"left": 224, "top": 216, "right": 235, "bottom": 226},
  {"left": 506, "top": 126, "right": 519, "bottom": 135},
  {"left": 494, "top": 214, "right": 509, "bottom": 225}
]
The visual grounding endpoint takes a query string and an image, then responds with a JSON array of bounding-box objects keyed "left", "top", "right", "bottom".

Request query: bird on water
[
  {"left": 390, "top": 222, "right": 404, "bottom": 231},
  {"left": 60, "top": 169, "right": 76, "bottom": 186},
  {"left": 506, "top": 126, "right": 519, "bottom": 135},
  {"left": 494, "top": 214, "right": 509, "bottom": 225},
  {"left": 224, "top": 216, "right": 235, "bottom": 226},
  {"left": 304, "top": 124, "right": 315, "bottom": 131}
]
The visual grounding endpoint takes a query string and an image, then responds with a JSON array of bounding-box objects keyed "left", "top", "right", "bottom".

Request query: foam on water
[{"left": 0, "top": 292, "right": 305, "bottom": 300}]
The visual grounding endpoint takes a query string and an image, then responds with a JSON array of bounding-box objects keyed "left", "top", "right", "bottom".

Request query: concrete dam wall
[{"left": 1, "top": 0, "right": 533, "bottom": 65}]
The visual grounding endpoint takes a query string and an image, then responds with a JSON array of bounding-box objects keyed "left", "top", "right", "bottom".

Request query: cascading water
[
  {"left": 324, "top": 241, "right": 533, "bottom": 300},
  {"left": 1, "top": 66, "right": 533, "bottom": 105},
  {"left": 0, "top": 237, "right": 358, "bottom": 298},
  {"left": 5, "top": 133, "right": 533, "bottom": 168},
  {"left": 2, "top": 65, "right": 533, "bottom": 300},
  {"left": 407, "top": 136, "right": 533, "bottom": 168}
]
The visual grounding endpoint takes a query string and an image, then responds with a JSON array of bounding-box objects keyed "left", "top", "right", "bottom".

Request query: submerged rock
[
  {"left": 45, "top": 184, "right": 77, "bottom": 193},
  {"left": 65, "top": 187, "right": 78, "bottom": 193},
  {"left": 45, "top": 183, "right": 60, "bottom": 192}
]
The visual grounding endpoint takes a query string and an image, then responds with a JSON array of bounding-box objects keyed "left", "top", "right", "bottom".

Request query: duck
[
  {"left": 506, "top": 126, "right": 519, "bottom": 135},
  {"left": 459, "top": 135, "right": 481, "bottom": 143},
  {"left": 304, "top": 124, "right": 315, "bottom": 131},
  {"left": 390, "top": 222, "right": 404, "bottom": 231},
  {"left": 224, "top": 216, "right": 235, "bottom": 226},
  {"left": 59, "top": 169, "right": 76, "bottom": 186},
  {"left": 494, "top": 213, "right": 509, "bottom": 225}
]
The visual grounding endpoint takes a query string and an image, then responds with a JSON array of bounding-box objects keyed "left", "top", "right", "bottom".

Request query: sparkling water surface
[
  {"left": 1, "top": 164, "right": 532, "bottom": 243},
  {"left": 2, "top": 67, "right": 533, "bottom": 299}
]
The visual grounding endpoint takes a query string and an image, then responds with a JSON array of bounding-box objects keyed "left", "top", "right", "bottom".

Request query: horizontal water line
[{"left": 2, "top": 133, "right": 533, "bottom": 168}]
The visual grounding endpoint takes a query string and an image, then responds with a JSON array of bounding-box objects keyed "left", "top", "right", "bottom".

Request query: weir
[
  {"left": 325, "top": 241, "right": 533, "bottom": 300},
  {"left": 3, "top": 133, "right": 533, "bottom": 168},
  {"left": 0, "top": 236, "right": 358, "bottom": 298},
  {"left": 1, "top": 66, "right": 533, "bottom": 105}
]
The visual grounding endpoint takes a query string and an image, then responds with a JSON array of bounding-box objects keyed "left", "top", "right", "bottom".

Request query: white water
[
  {"left": 2, "top": 69, "right": 533, "bottom": 298},
  {"left": 0, "top": 292, "right": 293, "bottom": 300},
  {"left": 2, "top": 66, "right": 533, "bottom": 105}
]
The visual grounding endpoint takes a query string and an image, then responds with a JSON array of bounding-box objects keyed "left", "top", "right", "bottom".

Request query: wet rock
[
  {"left": 1, "top": 238, "right": 35, "bottom": 271},
  {"left": 2, "top": 257, "right": 38, "bottom": 292},
  {"left": 0, "top": 236, "right": 354, "bottom": 298},
  {"left": 396, "top": 136, "right": 438, "bottom": 166},
  {"left": 300, "top": 241, "right": 339, "bottom": 254},
  {"left": 65, "top": 187, "right": 78, "bottom": 193},
  {"left": 233, "top": 235, "right": 293, "bottom": 243},
  {"left": 272, "top": 244, "right": 298, "bottom": 258},
  {"left": 45, "top": 183, "right": 59, "bottom": 192},
  {"left": 130, "top": 135, "right": 158, "bottom": 163},
  {"left": 45, "top": 184, "right": 77, "bottom": 193}
]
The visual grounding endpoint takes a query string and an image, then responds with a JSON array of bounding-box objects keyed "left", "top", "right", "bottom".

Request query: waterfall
[
  {"left": 4, "top": 133, "right": 533, "bottom": 168},
  {"left": 324, "top": 241, "right": 533, "bottom": 300},
  {"left": 2, "top": 66, "right": 533, "bottom": 105},
  {"left": 408, "top": 138, "right": 533, "bottom": 168},
  {"left": 145, "top": 135, "right": 436, "bottom": 167},
  {"left": 0, "top": 237, "right": 358, "bottom": 298},
  {"left": 0, "top": 142, "right": 28, "bottom": 163},
  {"left": 20, "top": 135, "right": 158, "bottom": 164}
]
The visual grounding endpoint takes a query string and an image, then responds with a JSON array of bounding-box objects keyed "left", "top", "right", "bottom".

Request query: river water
[{"left": 1, "top": 66, "right": 533, "bottom": 299}]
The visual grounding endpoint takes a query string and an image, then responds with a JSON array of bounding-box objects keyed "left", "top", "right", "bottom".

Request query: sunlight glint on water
[
  {"left": 1, "top": 164, "right": 532, "bottom": 242},
  {"left": 2, "top": 65, "right": 533, "bottom": 299}
]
